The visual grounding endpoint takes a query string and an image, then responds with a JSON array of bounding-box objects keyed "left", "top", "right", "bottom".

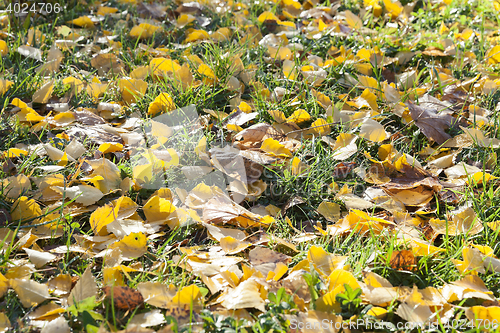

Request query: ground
[{"left": 1, "top": 0, "right": 500, "bottom": 332}]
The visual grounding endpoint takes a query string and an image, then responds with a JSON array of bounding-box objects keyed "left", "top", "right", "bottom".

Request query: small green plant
[
  {"left": 335, "top": 284, "right": 364, "bottom": 318},
  {"left": 200, "top": 309, "right": 251, "bottom": 333},
  {"left": 67, "top": 296, "right": 103, "bottom": 333}
]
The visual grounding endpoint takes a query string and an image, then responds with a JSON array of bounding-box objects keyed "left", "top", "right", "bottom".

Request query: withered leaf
[
  {"left": 137, "top": 2, "right": 167, "bottom": 20},
  {"left": 103, "top": 286, "right": 144, "bottom": 310},
  {"left": 407, "top": 101, "right": 455, "bottom": 145},
  {"left": 91, "top": 53, "right": 125, "bottom": 75},
  {"left": 74, "top": 110, "right": 106, "bottom": 125},
  {"left": 390, "top": 250, "right": 417, "bottom": 272},
  {"left": 66, "top": 124, "right": 124, "bottom": 145}
]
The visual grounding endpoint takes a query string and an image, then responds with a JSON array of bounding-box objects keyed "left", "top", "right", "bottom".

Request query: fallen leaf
[
  {"left": 40, "top": 317, "right": 70, "bottom": 333},
  {"left": 103, "top": 286, "right": 144, "bottom": 310},
  {"left": 68, "top": 266, "right": 98, "bottom": 306},
  {"left": 11, "top": 279, "right": 51, "bottom": 308},
  {"left": 407, "top": 101, "right": 455, "bottom": 144},
  {"left": 390, "top": 250, "right": 417, "bottom": 271}
]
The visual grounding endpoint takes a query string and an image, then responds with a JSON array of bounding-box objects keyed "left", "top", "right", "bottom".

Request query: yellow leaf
[
  {"left": 226, "top": 124, "right": 243, "bottom": 132},
  {"left": 3, "top": 174, "right": 31, "bottom": 199},
  {"left": 317, "top": 201, "right": 340, "bottom": 222},
  {"left": 176, "top": 14, "right": 196, "bottom": 28},
  {"left": 133, "top": 163, "right": 154, "bottom": 185},
  {"left": 103, "top": 267, "right": 125, "bottom": 286},
  {"left": 137, "top": 282, "right": 177, "bottom": 308},
  {"left": 109, "top": 232, "right": 147, "bottom": 258},
  {"left": 287, "top": 109, "right": 310, "bottom": 124},
  {"left": 0, "top": 40, "right": 8, "bottom": 56},
  {"left": 238, "top": 101, "right": 252, "bottom": 113},
  {"left": 56, "top": 152, "right": 69, "bottom": 166},
  {"left": 268, "top": 110, "right": 286, "bottom": 123},
  {"left": 357, "top": 75, "right": 380, "bottom": 96},
  {"left": 143, "top": 195, "right": 176, "bottom": 224},
  {"left": 356, "top": 88, "right": 379, "bottom": 111},
  {"left": 130, "top": 23, "right": 161, "bottom": 39},
  {"left": 212, "top": 27, "right": 231, "bottom": 41},
  {"left": 429, "top": 207, "right": 483, "bottom": 236},
  {"left": 466, "top": 306, "right": 500, "bottom": 325},
  {"left": 383, "top": 0, "right": 403, "bottom": 19},
  {"left": 359, "top": 118, "right": 388, "bottom": 142},
  {"left": 52, "top": 112, "right": 75, "bottom": 126},
  {"left": 328, "top": 269, "right": 360, "bottom": 291},
  {"left": 185, "top": 29, "right": 210, "bottom": 43},
  {"left": 307, "top": 245, "right": 346, "bottom": 277},
  {"left": 62, "top": 77, "right": 84, "bottom": 94},
  {"left": 85, "top": 82, "right": 107, "bottom": 101},
  {"left": 291, "top": 157, "right": 309, "bottom": 176},
  {"left": 11, "top": 97, "right": 27, "bottom": 108},
  {"left": 405, "top": 238, "right": 445, "bottom": 256},
  {"left": 266, "top": 262, "right": 288, "bottom": 281},
  {"left": 90, "top": 203, "right": 117, "bottom": 234},
  {"left": 261, "top": 138, "right": 292, "bottom": 157},
  {"left": 172, "top": 285, "right": 203, "bottom": 305},
  {"left": 148, "top": 92, "right": 175, "bottom": 116},
  {"left": 67, "top": 16, "right": 94, "bottom": 28},
  {"left": 268, "top": 46, "right": 292, "bottom": 60},
  {"left": 311, "top": 89, "right": 332, "bottom": 109},
  {"left": 439, "top": 22, "right": 449, "bottom": 35},
  {"left": 258, "top": 11, "right": 280, "bottom": 23},
  {"left": 0, "top": 313, "right": 9, "bottom": 332},
  {"left": 0, "top": 274, "right": 8, "bottom": 298},
  {"left": 11, "top": 196, "right": 42, "bottom": 222},
  {"left": 307, "top": 118, "right": 331, "bottom": 136},
  {"left": 283, "top": 59, "right": 297, "bottom": 80},
  {"left": 3, "top": 148, "right": 27, "bottom": 158},
  {"left": 467, "top": 172, "right": 498, "bottom": 185},
  {"left": 119, "top": 78, "right": 148, "bottom": 104},
  {"left": 487, "top": 221, "right": 500, "bottom": 232},
  {"left": 220, "top": 236, "right": 251, "bottom": 254},
  {"left": 97, "top": 6, "right": 118, "bottom": 15},
  {"left": 87, "top": 158, "right": 122, "bottom": 193},
  {"left": 32, "top": 80, "right": 54, "bottom": 104},
  {"left": 315, "top": 288, "right": 342, "bottom": 313},
  {"left": 98, "top": 143, "right": 123, "bottom": 154},
  {"left": 487, "top": 45, "right": 500, "bottom": 64},
  {"left": 150, "top": 58, "right": 181, "bottom": 77},
  {"left": 344, "top": 10, "right": 363, "bottom": 29},
  {"left": 11, "top": 279, "right": 51, "bottom": 308},
  {"left": 197, "top": 64, "right": 216, "bottom": 79}
]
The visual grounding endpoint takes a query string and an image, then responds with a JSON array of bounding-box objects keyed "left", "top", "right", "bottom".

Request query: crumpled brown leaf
[{"left": 407, "top": 100, "right": 455, "bottom": 144}]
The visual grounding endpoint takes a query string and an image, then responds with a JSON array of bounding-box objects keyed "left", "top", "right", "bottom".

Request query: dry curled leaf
[
  {"left": 407, "top": 100, "right": 455, "bottom": 145},
  {"left": 390, "top": 250, "right": 417, "bottom": 272},
  {"left": 103, "top": 285, "right": 144, "bottom": 310}
]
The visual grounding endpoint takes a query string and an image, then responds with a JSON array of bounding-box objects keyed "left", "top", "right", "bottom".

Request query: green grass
[{"left": 1, "top": 0, "right": 500, "bottom": 331}]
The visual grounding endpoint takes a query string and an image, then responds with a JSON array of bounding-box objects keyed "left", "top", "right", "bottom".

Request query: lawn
[{"left": 1, "top": 0, "right": 500, "bottom": 331}]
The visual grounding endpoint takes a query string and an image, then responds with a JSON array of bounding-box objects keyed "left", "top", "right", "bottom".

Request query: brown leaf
[
  {"left": 66, "top": 124, "right": 123, "bottom": 145},
  {"left": 91, "top": 53, "right": 125, "bottom": 75},
  {"left": 407, "top": 100, "right": 455, "bottom": 145},
  {"left": 249, "top": 247, "right": 291, "bottom": 266},
  {"left": 203, "top": 197, "right": 267, "bottom": 228},
  {"left": 233, "top": 123, "right": 285, "bottom": 149},
  {"left": 103, "top": 286, "right": 144, "bottom": 310},
  {"left": 74, "top": 110, "right": 106, "bottom": 125},
  {"left": 175, "top": 2, "right": 204, "bottom": 15},
  {"left": 333, "top": 162, "right": 356, "bottom": 179},
  {"left": 390, "top": 250, "right": 417, "bottom": 272},
  {"left": 137, "top": 2, "right": 166, "bottom": 20}
]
